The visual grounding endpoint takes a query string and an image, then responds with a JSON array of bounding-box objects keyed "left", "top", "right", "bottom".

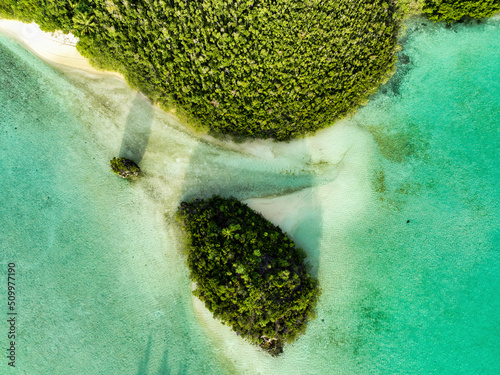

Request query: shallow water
[{"left": 1, "top": 16, "right": 499, "bottom": 374}]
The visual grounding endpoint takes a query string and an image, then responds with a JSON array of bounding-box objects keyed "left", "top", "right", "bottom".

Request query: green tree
[
  {"left": 423, "top": 0, "right": 500, "bottom": 22},
  {"left": 110, "top": 157, "right": 140, "bottom": 178},
  {"left": 3, "top": 0, "right": 403, "bottom": 140},
  {"left": 178, "top": 196, "right": 320, "bottom": 355},
  {"left": 72, "top": 12, "right": 96, "bottom": 36}
]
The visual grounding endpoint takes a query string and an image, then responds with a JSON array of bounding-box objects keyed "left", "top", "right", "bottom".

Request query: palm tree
[
  {"left": 73, "top": 12, "right": 96, "bottom": 36},
  {"left": 222, "top": 224, "right": 241, "bottom": 239},
  {"left": 222, "top": 228, "right": 234, "bottom": 239}
]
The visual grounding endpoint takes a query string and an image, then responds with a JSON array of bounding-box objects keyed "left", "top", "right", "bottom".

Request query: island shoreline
[{"left": 0, "top": 19, "right": 124, "bottom": 80}]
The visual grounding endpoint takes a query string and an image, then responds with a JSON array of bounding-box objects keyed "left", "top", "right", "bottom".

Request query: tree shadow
[
  {"left": 136, "top": 333, "right": 191, "bottom": 375},
  {"left": 156, "top": 346, "right": 188, "bottom": 375},
  {"left": 119, "top": 92, "right": 153, "bottom": 164},
  {"left": 136, "top": 334, "right": 153, "bottom": 375},
  {"left": 157, "top": 346, "right": 170, "bottom": 375},
  {"left": 180, "top": 140, "right": 324, "bottom": 202},
  {"left": 284, "top": 188, "right": 323, "bottom": 278}
]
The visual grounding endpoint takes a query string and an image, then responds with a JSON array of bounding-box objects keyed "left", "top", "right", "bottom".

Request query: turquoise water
[
  {"left": 1, "top": 16, "right": 499, "bottom": 374},
  {"left": 341, "top": 18, "right": 500, "bottom": 374}
]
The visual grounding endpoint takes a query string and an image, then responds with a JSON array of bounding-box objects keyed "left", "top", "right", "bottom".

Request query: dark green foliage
[
  {"left": 2, "top": 0, "right": 401, "bottom": 140},
  {"left": 110, "top": 157, "right": 140, "bottom": 178},
  {"left": 423, "top": 0, "right": 500, "bottom": 22},
  {"left": 0, "top": 0, "right": 77, "bottom": 32},
  {"left": 178, "top": 196, "right": 320, "bottom": 355}
]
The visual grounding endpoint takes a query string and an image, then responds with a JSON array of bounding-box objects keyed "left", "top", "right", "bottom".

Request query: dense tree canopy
[
  {"left": 2, "top": 1, "right": 499, "bottom": 138},
  {"left": 0, "top": 0, "right": 401, "bottom": 140},
  {"left": 178, "top": 196, "right": 320, "bottom": 355},
  {"left": 0, "top": 0, "right": 77, "bottom": 32},
  {"left": 422, "top": 0, "right": 500, "bottom": 22}
]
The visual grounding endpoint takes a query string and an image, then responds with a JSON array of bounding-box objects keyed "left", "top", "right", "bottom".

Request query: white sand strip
[{"left": 0, "top": 19, "right": 123, "bottom": 79}]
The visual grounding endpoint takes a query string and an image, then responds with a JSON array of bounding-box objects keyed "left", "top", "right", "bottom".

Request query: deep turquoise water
[{"left": 1, "top": 17, "right": 499, "bottom": 374}]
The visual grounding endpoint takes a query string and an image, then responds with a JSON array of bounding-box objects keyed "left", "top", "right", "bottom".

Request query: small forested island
[
  {"left": 110, "top": 157, "right": 140, "bottom": 178},
  {"left": 1, "top": 0, "right": 498, "bottom": 139},
  {"left": 178, "top": 196, "right": 320, "bottom": 355},
  {"left": 422, "top": 0, "right": 500, "bottom": 22}
]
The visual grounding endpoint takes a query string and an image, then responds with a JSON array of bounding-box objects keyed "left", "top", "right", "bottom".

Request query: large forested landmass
[
  {"left": 0, "top": 0, "right": 401, "bottom": 140},
  {"left": 422, "top": 0, "right": 500, "bottom": 22},
  {"left": 177, "top": 196, "right": 320, "bottom": 355}
]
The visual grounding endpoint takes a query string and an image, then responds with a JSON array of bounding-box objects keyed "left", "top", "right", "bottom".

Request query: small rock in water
[{"left": 110, "top": 157, "right": 140, "bottom": 178}]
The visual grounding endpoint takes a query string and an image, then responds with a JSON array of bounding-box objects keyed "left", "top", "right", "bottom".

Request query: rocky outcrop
[{"left": 110, "top": 157, "right": 140, "bottom": 178}]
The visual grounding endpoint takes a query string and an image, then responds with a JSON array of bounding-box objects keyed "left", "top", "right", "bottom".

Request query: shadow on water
[
  {"left": 119, "top": 92, "right": 153, "bottom": 163},
  {"left": 136, "top": 334, "right": 153, "bottom": 375},
  {"left": 285, "top": 188, "right": 322, "bottom": 278},
  {"left": 157, "top": 346, "right": 171, "bottom": 375},
  {"left": 179, "top": 139, "right": 327, "bottom": 203},
  {"left": 136, "top": 334, "right": 190, "bottom": 375}
]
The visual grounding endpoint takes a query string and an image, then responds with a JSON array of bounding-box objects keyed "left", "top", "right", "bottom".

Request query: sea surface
[{"left": 1, "top": 17, "right": 499, "bottom": 374}]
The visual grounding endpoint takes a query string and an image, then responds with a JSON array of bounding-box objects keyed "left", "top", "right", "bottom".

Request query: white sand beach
[{"left": 0, "top": 19, "right": 123, "bottom": 79}]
